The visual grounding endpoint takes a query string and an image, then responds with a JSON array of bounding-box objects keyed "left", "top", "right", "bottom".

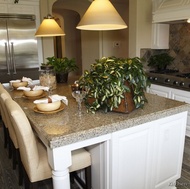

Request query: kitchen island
[{"left": 5, "top": 83, "right": 190, "bottom": 189}]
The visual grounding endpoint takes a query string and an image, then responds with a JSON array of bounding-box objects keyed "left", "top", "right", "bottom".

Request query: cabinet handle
[
  {"left": 5, "top": 42, "right": 10, "bottom": 75},
  {"left": 11, "top": 42, "right": 17, "bottom": 74}
]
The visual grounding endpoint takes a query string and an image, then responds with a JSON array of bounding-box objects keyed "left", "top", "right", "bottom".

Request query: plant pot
[
  {"left": 56, "top": 73, "right": 68, "bottom": 83},
  {"left": 112, "top": 81, "right": 135, "bottom": 113},
  {"left": 112, "top": 91, "right": 135, "bottom": 113},
  {"left": 86, "top": 81, "right": 135, "bottom": 114}
]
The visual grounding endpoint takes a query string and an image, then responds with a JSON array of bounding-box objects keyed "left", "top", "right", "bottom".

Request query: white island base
[
  {"left": 46, "top": 111, "right": 187, "bottom": 189},
  {"left": 86, "top": 112, "right": 187, "bottom": 189}
]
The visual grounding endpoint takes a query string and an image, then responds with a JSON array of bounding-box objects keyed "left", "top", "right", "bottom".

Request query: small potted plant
[
  {"left": 46, "top": 56, "right": 78, "bottom": 83},
  {"left": 78, "top": 56, "right": 150, "bottom": 113},
  {"left": 147, "top": 53, "right": 174, "bottom": 71}
]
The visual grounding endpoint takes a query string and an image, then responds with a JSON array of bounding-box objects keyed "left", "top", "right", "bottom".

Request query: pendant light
[
  {"left": 35, "top": 0, "right": 65, "bottom": 37},
  {"left": 76, "top": 0, "right": 127, "bottom": 31},
  {"left": 187, "top": 18, "right": 190, "bottom": 23}
]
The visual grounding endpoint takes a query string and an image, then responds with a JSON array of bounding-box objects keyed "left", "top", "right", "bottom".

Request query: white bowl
[
  {"left": 12, "top": 81, "right": 28, "bottom": 89},
  {"left": 23, "top": 89, "right": 43, "bottom": 97},
  {"left": 36, "top": 100, "right": 61, "bottom": 112}
]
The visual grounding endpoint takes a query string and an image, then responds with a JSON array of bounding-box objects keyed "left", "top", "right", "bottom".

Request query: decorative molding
[
  {"left": 152, "top": 0, "right": 190, "bottom": 23},
  {"left": 158, "top": 0, "right": 190, "bottom": 9}
]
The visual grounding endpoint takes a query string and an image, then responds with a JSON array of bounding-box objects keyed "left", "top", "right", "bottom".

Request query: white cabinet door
[
  {"left": 153, "top": 113, "right": 187, "bottom": 189},
  {"left": 171, "top": 89, "right": 190, "bottom": 137},
  {"left": 147, "top": 84, "right": 171, "bottom": 98},
  {"left": 111, "top": 124, "right": 153, "bottom": 189},
  {"left": 147, "top": 84, "right": 190, "bottom": 137},
  {"left": 171, "top": 89, "right": 190, "bottom": 103},
  {"left": 151, "top": 24, "right": 169, "bottom": 49},
  {"left": 110, "top": 112, "right": 187, "bottom": 189}
]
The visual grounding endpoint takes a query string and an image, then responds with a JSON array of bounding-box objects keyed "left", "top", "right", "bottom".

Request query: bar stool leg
[
  {"left": 3, "top": 123, "right": 8, "bottom": 149},
  {"left": 85, "top": 166, "right": 91, "bottom": 189}
]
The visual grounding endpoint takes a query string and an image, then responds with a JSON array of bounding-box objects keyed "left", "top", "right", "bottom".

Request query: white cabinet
[
  {"left": 151, "top": 24, "right": 169, "bottom": 49},
  {"left": 0, "top": 0, "right": 40, "bottom": 15},
  {"left": 111, "top": 123, "right": 153, "bottom": 189},
  {"left": 110, "top": 112, "right": 187, "bottom": 189},
  {"left": 147, "top": 84, "right": 190, "bottom": 137},
  {"left": 146, "top": 84, "right": 171, "bottom": 98},
  {"left": 153, "top": 115, "right": 186, "bottom": 189},
  {"left": 171, "top": 89, "right": 190, "bottom": 137}
]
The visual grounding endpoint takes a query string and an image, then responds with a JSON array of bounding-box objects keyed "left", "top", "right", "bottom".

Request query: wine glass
[{"left": 72, "top": 90, "right": 86, "bottom": 117}]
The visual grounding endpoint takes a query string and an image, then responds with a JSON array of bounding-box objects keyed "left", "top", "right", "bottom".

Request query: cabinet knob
[
  {"left": 173, "top": 81, "right": 178, "bottom": 85},
  {"left": 165, "top": 78, "right": 170, "bottom": 83},
  {"left": 180, "top": 82, "right": 185, "bottom": 86}
]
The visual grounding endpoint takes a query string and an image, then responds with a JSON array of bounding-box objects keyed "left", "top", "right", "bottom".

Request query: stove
[{"left": 147, "top": 70, "right": 190, "bottom": 91}]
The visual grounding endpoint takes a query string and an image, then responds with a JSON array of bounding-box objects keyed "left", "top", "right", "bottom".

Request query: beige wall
[
  {"left": 129, "top": 0, "right": 152, "bottom": 57},
  {"left": 39, "top": 0, "right": 56, "bottom": 63},
  {"left": 39, "top": 0, "right": 152, "bottom": 67}
]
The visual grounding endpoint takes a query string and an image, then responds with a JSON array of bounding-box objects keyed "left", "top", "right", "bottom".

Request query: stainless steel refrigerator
[{"left": 0, "top": 14, "right": 39, "bottom": 83}]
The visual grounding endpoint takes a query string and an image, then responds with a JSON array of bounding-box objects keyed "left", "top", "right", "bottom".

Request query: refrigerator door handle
[
  {"left": 11, "top": 42, "right": 17, "bottom": 74},
  {"left": 5, "top": 42, "right": 11, "bottom": 75}
]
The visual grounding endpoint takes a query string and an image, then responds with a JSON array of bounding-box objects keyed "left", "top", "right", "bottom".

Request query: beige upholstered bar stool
[
  {"left": 0, "top": 92, "right": 23, "bottom": 186},
  {"left": 0, "top": 92, "right": 18, "bottom": 163},
  {"left": 0, "top": 83, "right": 9, "bottom": 149},
  {"left": 5, "top": 98, "right": 92, "bottom": 189}
]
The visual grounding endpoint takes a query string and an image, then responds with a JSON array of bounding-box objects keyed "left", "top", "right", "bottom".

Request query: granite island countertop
[{"left": 6, "top": 83, "right": 190, "bottom": 149}]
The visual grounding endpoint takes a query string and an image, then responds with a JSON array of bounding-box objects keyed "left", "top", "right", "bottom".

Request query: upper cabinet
[
  {"left": 152, "top": 0, "right": 190, "bottom": 23},
  {"left": 151, "top": 23, "right": 169, "bottom": 49},
  {"left": 0, "top": 0, "right": 39, "bottom": 15}
]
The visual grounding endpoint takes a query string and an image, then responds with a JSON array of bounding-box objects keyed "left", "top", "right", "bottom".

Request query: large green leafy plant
[{"left": 79, "top": 56, "right": 150, "bottom": 113}]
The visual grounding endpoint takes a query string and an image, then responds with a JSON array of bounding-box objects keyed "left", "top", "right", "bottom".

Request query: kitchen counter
[
  {"left": 4, "top": 83, "right": 190, "bottom": 189},
  {"left": 7, "top": 83, "right": 190, "bottom": 148}
]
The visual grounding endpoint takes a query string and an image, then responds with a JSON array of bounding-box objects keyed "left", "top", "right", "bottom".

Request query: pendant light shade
[
  {"left": 35, "top": 14, "right": 65, "bottom": 37},
  {"left": 76, "top": 0, "right": 127, "bottom": 31}
]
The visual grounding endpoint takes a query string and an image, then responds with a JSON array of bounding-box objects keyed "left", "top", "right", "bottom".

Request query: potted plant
[
  {"left": 147, "top": 53, "right": 174, "bottom": 71},
  {"left": 78, "top": 56, "right": 150, "bottom": 113},
  {"left": 46, "top": 56, "right": 78, "bottom": 83}
]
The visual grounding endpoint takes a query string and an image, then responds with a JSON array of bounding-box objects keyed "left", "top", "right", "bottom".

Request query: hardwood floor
[
  {"left": 177, "top": 136, "right": 190, "bottom": 189},
  {"left": 0, "top": 122, "right": 79, "bottom": 189},
  {"left": 177, "top": 164, "right": 190, "bottom": 189}
]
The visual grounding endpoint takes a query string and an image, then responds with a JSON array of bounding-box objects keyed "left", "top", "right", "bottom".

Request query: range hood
[{"left": 152, "top": 0, "right": 190, "bottom": 23}]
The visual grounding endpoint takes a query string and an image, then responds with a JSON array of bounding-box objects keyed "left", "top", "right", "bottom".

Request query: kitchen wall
[
  {"left": 141, "top": 23, "right": 190, "bottom": 73},
  {"left": 53, "top": 0, "right": 129, "bottom": 73},
  {"left": 40, "top": 0, "right": 153, "bottom": 70}
]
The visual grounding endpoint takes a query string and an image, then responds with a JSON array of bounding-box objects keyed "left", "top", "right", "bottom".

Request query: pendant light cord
[{"left": 45, "top": 0, "right": 54, "bottom": 19}]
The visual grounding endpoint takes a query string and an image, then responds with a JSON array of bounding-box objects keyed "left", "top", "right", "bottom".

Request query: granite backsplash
[{"left": 141, "top": 23, "right": 190, "bottom": 73}]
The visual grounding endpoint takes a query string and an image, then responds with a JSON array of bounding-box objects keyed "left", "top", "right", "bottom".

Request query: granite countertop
[{"left": 6, "top": 83, "right": 190, "bottom": 149}]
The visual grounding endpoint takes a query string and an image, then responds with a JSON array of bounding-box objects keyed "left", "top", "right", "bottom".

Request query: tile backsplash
[{"left": 141, "top": 23, "right": 190, "bottom": 73}]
